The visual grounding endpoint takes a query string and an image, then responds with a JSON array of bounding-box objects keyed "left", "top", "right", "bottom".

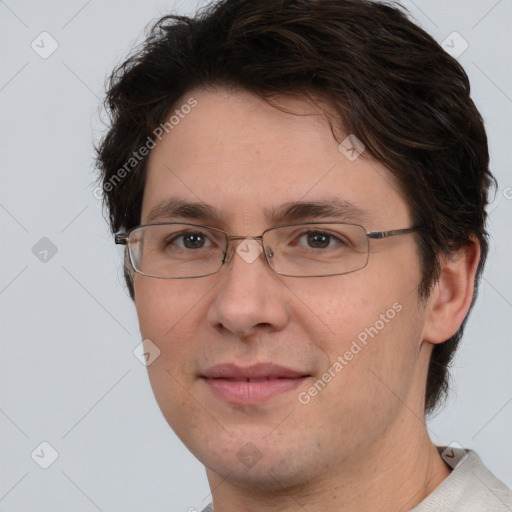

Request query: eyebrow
[
  {"left": 266, "top": 199, "right": 370, "bottom": 224},
  {"left": 146, "top": 198, "right": 223, "bottom": 224},
  {"left": 145, "top": 197, "right": 370, "bottom": 226}
]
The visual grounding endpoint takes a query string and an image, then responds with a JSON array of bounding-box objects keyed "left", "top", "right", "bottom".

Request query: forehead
[{"left": 142, "top": 87, "right": 410, "bottom": 229}]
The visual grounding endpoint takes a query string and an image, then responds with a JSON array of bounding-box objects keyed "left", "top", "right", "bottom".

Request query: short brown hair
[{"left": 96, "top": 0, "right": 495, "bottom": 414}]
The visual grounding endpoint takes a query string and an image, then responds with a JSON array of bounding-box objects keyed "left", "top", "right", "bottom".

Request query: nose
[{"left": 206, "top": 237, "right": 289, "bottom": 337}]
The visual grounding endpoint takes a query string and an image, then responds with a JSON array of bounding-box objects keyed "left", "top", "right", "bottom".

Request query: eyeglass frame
[{"left": 115, "top": 221, "right": 424, "bottom": 279}]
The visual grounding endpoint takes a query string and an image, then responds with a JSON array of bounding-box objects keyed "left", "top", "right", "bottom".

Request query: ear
[{"left": 423, "top": 238, "right": 481, "bottom": 344}]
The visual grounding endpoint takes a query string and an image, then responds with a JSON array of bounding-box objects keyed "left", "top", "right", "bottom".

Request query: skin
[{"left": 134, "top": 88, "right": 480, "bottom": 511}]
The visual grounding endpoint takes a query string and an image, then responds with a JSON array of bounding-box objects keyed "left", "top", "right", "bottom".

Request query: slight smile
[{"left": 201, "top": 363, "right": 311, "bottom": 405}]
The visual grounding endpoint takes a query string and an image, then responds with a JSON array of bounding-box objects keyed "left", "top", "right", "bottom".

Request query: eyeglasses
[{"left": 115, "top": 222, "right": 423, "bottom": 279}]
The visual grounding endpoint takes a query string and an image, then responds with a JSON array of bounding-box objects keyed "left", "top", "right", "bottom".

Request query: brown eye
[
  {"left": 183, "top": 232, "right": 206, "bottom": 248},
  {"left": 306, "top": 232, "right": 331, "bottom": 248},
  {"left": 295, "top": 230, "right": 348, "bottom": 249},
  {"left": 169, "top": 231, "right": 212, "bottom": 249}
]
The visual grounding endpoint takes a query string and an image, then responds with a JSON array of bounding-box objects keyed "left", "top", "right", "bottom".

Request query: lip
[{"left": 201, "top": 363, "right": 310, "bottom": 405}]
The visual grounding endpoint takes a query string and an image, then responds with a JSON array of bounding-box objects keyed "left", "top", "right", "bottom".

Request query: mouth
[
  {"left": 200, "top": 363, "right": 310, "bottom": 404},
  {"left": 215, "top": 377, "right": 294, "bottom": 382}
]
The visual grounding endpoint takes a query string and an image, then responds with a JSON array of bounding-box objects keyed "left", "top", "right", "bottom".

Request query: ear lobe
[{"left": 423, "top": 238, "right": 481, "bottom": 345}]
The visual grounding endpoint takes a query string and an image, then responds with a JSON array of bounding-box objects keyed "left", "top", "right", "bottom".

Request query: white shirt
[{"left": 412, "top": 447, "right": 512, "bottom": 511}]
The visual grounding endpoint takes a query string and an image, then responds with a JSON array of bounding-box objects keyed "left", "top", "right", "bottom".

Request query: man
[{"left": 96, "top": 0, "right": 512, "bottom": 510}]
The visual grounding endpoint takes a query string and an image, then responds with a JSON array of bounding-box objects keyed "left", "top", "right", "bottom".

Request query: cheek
[
  {"left": 134, "top": 277, "right": 212, "bottom": 436},
  {"left": 336, "top": 293, "right": 424, "bottom": 399},
  {"left": 293, "top": 265, "right": 425, "bottom": 394},
  {"left": 295, "top": 292, "right": 425, "bottom": 447},
  {"left": 284, "top": 270, "right": 410, "bottom": 357},
  {"left": 134, "top": 275, "right": 211, "bottom": 340},
  {"left": 134, "top": 276, "right": 208, "bottom": 390}
]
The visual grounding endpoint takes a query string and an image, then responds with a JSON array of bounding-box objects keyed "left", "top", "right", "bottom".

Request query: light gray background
[{"left": 0, "top": 1, "right": 511, "bottom": 511}]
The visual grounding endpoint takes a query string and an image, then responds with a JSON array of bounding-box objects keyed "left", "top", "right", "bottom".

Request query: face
[{"left": 135, "top": 88, "right": 431, "bottom": 490}]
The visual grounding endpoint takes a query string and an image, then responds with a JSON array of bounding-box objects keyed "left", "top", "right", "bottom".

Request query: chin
[
  {"left": 208, "top": 456, "right": 315, "bottom": 493},
  {"left": 194, "top": 431, "right": 323, "bottom": 492}
]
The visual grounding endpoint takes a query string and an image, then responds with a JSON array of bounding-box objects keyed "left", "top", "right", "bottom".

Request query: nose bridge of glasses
[
  {"left": 227, "top": 235, "right": 264, "bottom": 242},
  {"left": 222, "top": 234, "right": 273, "bottom": 265}
]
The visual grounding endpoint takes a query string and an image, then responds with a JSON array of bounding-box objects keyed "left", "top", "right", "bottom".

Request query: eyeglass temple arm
[
  {"left": 115, "top": 234, "right": 129, "bottom": 245},
  {"left": 366, "top": 227, "right": 423, "bottom": 239}
]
